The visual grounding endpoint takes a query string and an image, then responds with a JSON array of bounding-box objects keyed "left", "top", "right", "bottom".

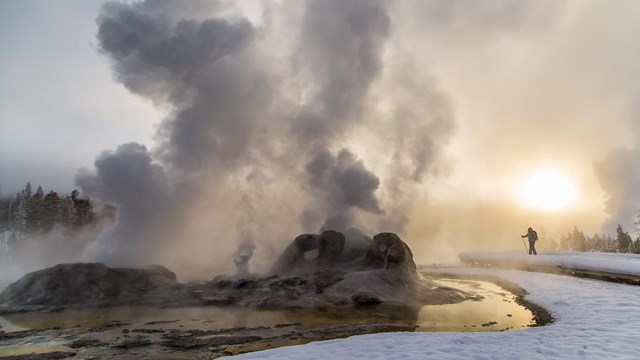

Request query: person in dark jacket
[{"left": 522, "top": 227, "right": 538, "bottom": 255}]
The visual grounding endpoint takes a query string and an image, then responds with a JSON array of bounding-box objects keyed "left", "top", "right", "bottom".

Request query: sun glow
[{"left": 521, "top": 169, "right": 578, "bottom": 210}]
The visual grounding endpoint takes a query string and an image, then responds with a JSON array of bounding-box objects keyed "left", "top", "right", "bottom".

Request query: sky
[
  {"left": 0, "top": 1, "right": 160, "bottom": 195},
  {"left": 228, "top": 252, "right": 640, "bottom": 359},
  {"left": 2, "top": 1, "right": 640, "bottom": 278}
]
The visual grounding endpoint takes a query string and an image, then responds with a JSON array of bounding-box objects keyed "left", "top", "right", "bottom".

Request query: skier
[{"left": 521, "top": 227, "right": 538, "bottom": 255}]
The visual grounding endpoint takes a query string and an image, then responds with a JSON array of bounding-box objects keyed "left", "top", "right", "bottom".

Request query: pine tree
[
  {"left": 615, "top": 224, "right": 633, "bottom": 253},
  {"left": 0, "top": 196, "right": 10, "bottom": 234},
  {"left": 25, "top": 186, "right": 45, "bottom": 233},
  {"left": 42, "top": 191, "right": 62, "bottom": 232},
  {"left": 60, "top": 196, "right": 78, "bottom": 226},
  {"left": 591, "top": 233, "right": 605, "bottom": 252},
  {"left": 604, "top": 233, "right": 617, "bottom": 253},
  {"left": 23, "top": 182, "right": 32, "bottom": 200},
  {"left": 630, "top": 237, "right": 640, "bottom": 254},
  {"left": 71, "top": 189, "right": 95, "bottom": 228},
  {"left": 0, "top": 195, "right": 12, "bottom": 256},
  {"left": 560, "top": 227, "right": 588, "bottom": 251}
]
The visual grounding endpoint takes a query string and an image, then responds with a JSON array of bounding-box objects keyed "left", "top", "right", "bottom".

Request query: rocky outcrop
[
  {"left": 317, "top": 230, "right": 346, "bottom": 269},
  {"left": 0, "top": 232, "right": 474, "bottom": 313},
  {"left": 272, "top": 231, "right": 416, "bottom": 275},
  {"left": 0, "top": 263, "right": 177, "bottom": 308},
  {"left": 270, "top": 231, "right": 345, "bottom": 275},
  {"left": 269, "top": 233, "right": 319, "bottom": 276},
  {"left": 347, "top": 232, "right": 416, "bottom": 271}
]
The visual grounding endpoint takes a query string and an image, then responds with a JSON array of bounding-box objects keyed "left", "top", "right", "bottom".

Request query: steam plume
[
  {"left": 594, "top": 148, "right": 640, "bottom": 234},
  {"left": 76, "top": 143, "right": 172, "bottom": 266},
  {"left": 76, "top": 0, "right": 456, "bottom": 276}
]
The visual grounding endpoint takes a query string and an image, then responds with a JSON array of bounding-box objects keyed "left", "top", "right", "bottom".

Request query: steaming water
[{"left": 0, "top": 279, "right": 534, "bottom": 356}]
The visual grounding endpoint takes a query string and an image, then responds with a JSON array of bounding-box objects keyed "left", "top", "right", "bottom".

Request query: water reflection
[
  {"left": 418, "top": 279, "right": 533, "bottom": 331},
  {"left": 0, "top": 278, "right": 533, "bottom": 334}
]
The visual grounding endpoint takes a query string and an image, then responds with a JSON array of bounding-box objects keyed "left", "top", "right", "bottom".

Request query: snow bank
[
  {"left": 226, "top": 254, "right": 640, "bottom": 359},
  {"left": 459, "top": 251, "right": 640, "bottom": 276}
]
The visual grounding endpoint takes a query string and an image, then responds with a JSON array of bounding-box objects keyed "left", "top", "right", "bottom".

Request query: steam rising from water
[{"left": 74, "top": 0, "right": 455, "bottom": 277}]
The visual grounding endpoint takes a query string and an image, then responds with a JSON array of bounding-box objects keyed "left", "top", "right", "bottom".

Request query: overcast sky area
[
  {"left": 0, "top": 1, "right": 160, "bottom": 194},
  {"left": 2, "top": 1, "right": 640, "bottom": 277}
]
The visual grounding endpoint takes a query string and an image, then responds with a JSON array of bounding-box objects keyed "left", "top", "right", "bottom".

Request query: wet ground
[{"left": 0, "top": 277, "right": 542, "bottom": 359}]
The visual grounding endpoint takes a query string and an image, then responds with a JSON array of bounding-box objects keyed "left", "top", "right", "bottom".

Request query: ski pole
[{"left": 521, "top": 236, "right": 528, "bottom": 253}]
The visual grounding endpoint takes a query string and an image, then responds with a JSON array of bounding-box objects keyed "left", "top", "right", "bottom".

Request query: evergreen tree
[
  {"left": 25, "top": 186, "right": 45, "bottom": 233},
  {"left": 71, "top": 189, "right": 95, "bottom": 228},
  {"left": 560, "top": 227, "right": 588, "bottom": 251},
  {"left": 615, "top": 224, "right": 633, "bottom": 253},
  {"left": 12, "top": 192, "right": 26, "bottom": 237},
  {"left": 591, "top": 233, "right": 605, "bottom": 252},
  {"left": 42, "top": 191, "right": 62, "bottom": 232},
  {"left": 60, "top": 196, "right": 78, "bottom": 226},
  {"left": 573, "top": 227, "right": 588, "bottom": 251},
  {"left": 22, "top": 182, "right": 32, "bottom": 200},
  {"left": 630, "top": 237, "right": 640, "bottom": 254},
  {"left": 0, "top": 195, "right": 12, "bottom": 255},
  {"left": 559, "top": 232, "right": 570, "bottom": 251},
  {"left": 603, "top": 233, "right": 617, "bottom": 253},
  {"left": 0, "top": 183, "right": 102, "bottom": 260},
  {"left": 0, "top": 196, "right": 10, "bottom": 233}
]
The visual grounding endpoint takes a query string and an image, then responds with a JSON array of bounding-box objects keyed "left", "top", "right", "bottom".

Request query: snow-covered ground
[
  {"left": 460, "top": 251, "right": 640, "bottom": 276},
  {"left": 227, "top": 252, "right": 640, "bottom": 359}
]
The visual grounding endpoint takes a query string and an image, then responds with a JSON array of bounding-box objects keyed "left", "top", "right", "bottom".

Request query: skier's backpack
[{"left": 532, "top": 230, "right": 538, "bottom": 241}]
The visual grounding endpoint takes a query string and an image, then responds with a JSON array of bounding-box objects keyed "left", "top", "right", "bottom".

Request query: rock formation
[
  {"left": 0, "top": 232, "right": 474, "bottom": 313},
  {"left": 0, "top": 263, "right": 177, "bottom": 309},
  {"left": 270, "top": 230, "right": 346, "bottom": 275}
]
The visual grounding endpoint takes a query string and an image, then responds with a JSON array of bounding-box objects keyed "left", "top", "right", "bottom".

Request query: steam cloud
[
  {"left": 594, "top": 148, "right": 640, "bottom": 234},
  {"left": 76, "top": 143, "right": 172, "bottom": 266},
  {"left": 77, "top": 0, "right": 455, "bottom": 277}
]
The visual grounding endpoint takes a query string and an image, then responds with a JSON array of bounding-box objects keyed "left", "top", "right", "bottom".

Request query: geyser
[
  {"left": 0, "top": 232, "right": 472, "bottom": 313},
  {"left": 69, "top": 0, "right": 455, "bottom": 278}
]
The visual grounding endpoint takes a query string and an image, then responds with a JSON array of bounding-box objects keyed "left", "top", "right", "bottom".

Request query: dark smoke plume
[{"left": 77, "top": 0, "right": 456, "bottom": 277}]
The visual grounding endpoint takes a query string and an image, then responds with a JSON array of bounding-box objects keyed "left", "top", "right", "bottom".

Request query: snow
[
  {"left": 226, "top": 252, "right": 640, "bottom": 359},
  {"left": 460, "top": 251, "right": 640, "bottom": 276}
]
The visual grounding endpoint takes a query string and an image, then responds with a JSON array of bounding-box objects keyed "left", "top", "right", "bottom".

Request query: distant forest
[
  {"left": 0, "top": 183, "right": 111, "bottom": 246},
  {"left": 2, "top": 182, "right": 640, "bottom": 255},
  {"left": 553, "top": 224, "right": 640, "bottom": 254}
]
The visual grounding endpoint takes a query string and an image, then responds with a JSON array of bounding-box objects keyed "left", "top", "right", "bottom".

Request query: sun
[{"left": 521, "top": 169, "right": 578, "bottom": 210}]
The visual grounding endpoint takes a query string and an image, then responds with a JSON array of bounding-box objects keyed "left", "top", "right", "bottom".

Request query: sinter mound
[{"left": 0, "top": 232, "right": 473, "bottom": 313}]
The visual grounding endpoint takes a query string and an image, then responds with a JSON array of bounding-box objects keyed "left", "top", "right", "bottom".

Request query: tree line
[
  {"left": 556, "top": 224, "right": 640, "bottom": 254},
  {"left": 0, "top": 182, "right": 102, "bottom": 245}
]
